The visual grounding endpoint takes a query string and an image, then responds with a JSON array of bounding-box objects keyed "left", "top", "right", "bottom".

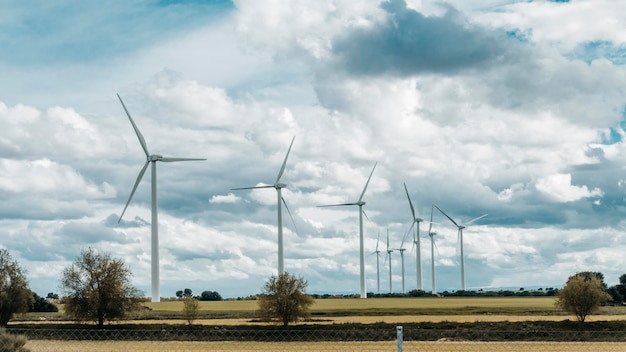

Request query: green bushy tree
[{"left": 556, "top": 272, "right": 611, "bottom": 322}]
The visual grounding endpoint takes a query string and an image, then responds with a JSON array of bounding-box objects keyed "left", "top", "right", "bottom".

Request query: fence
[{"left": 4, "top": 326, "right": 626, "bottom": 351}]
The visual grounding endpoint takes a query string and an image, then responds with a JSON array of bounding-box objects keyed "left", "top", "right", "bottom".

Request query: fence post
[{"left": 396, "top": 325, "right": 403, "bottom": 352}]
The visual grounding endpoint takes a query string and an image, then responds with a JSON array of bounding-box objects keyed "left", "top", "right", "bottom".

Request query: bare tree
[
  {"left": 0, "top": 249, "right": 33, "bottom": 328},
  {"left": 181, "top": 296, "right": 199, "bottom": 326},
  {"left": 257, "top": 272, "right": 314, "bottom": 326},
  {"left": 556, "top": 273, "right": 612, "bottom": 322},
  {"left": 61, "top": 248, "right": 143, "bottom": 326}
]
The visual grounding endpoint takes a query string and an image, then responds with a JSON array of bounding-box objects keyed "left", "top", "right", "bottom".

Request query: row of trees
[{"left": 175, "top": 288, "right": 222, "bottom": 301}]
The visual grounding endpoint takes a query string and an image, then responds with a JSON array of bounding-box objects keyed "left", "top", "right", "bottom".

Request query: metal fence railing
[{"left": 4, "top": 326, "right": 626, "bottom": 352}]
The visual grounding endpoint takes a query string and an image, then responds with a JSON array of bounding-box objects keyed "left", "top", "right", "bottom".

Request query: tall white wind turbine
[
  {"left": 403, "top": 182, "right": 423, "bottom": 291},
  {"left": 318, "top": 162, "right": 377, "bottom": 298},
  {"left": 435, "top": 205, "right": 487, "bottom": 291},
  {"left": 117, "top": 94, "right": 206, "bottom": 303},
  {"left": 385, "top": 229, "right": 394, "bottom": 293},
  {"left": 232, "top": 136, "right": 295, "bottom": 274}
]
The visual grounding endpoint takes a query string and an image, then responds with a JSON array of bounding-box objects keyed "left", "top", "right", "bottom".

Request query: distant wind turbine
[
  {"left": 427, "top": 205, "right": 437, "bottom": 295},
  {"left": 403, "top": 182, "right": 423, "bottom": 291},
  {"left": 232, "top": 136, "right": 296, "bottom": 274},
  {"left": 396, "top": 232, "right": 408, "bottom": 294},
  {"left": 116, "top": 93, "right": 206, "bottom": 303},
  {"left": 370, "top": 232, "right": 382, "bottom": 294},
  {"left": 318, "top": 162, "right": 377, "bottom": 298},
  {"left": 385, "top": 229, "right": 394, "bottom": 294},
  {"left": 435, "top": 205, "right": 487, "bottom": 291}
]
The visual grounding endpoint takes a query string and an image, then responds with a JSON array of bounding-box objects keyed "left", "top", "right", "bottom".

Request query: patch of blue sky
[
  {"left": 601, "top": 110, "right": 626, "bottom": 145},
  {"left": 505, "top": 29, "right": 529, "bottom": 43},
  {"left": 568, "top": 41, "right": 626, "bottom": 66},
  {"left": 0, "top": 1, "right": 233, "bottom": 67}
]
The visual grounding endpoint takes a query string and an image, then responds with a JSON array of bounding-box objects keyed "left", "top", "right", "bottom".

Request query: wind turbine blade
[
  {"left": 376, "top": 232, "right": 380, "bottom": 252},
  {"left": 276, "top": 136, "right": 295, "bottom": 184},
  {"left": 464, "top": 214, "right": 488, "bottom": 226},
  {"left": 282, "top": 196, "right": 300, "bottom": 237},
  {"left": 119, "top": 160, "right": 150, "bottom": 222},
  {"left": 404, "top": 221, "right": 416, "bottom": 247},
  {"left": 232, "top": 185, "right": 275, "bottom": 191},
  {"left": 435, "top": 205, "right": 460, "bottom": 228},
  {"left": 317, "top": 203, "right": 358, "bottom": 207},
  {"left": 362, "top": 209, "right": 370, "bottom": 221},
  {"left": 403, "top": 182, "right": 416, "bottom": 219},
  {"left": 358, "top": 162, "right": 377, "bottom": 203},
  {"left": 160, "top": 157, "right": 206, "bottom": 162},
  {"left": 117, "top": 94, "right": 149, "bottom": 158},
  {"left": 427, "top": 205, "right": 433, "bottom": 235}
]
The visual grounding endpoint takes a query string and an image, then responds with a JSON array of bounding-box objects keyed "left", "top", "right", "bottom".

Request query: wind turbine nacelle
[
  {"left": 275, "top": 183, "right": 287, "bottom": 189},
  {"left": 149, "top": 154, "right": 163, "bottom": 161},
  {"left": 357, "top": 201, "right": 366, "bottom": 206}
]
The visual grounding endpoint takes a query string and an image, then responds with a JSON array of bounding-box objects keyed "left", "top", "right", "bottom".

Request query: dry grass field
[
  {"left": 24, "top": 340, "right": 626, "bottom": 352},
  {"left": 18, "top": 296, "right": 626, "bottom": 324}
]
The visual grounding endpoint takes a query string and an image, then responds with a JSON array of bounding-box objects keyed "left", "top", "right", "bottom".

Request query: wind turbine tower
[
  {"left": 386, "top": 229, "right": 394, "bottom": 293},
  {"left": 397, "top": 236, "right": 407, "bottom": 294},
  {"left": 232, "top": 136, "right": 295, "bottom": 274},
  {"left": 403, "top": 183, "right": 423, "bottom": 291},
  {"left": 371, "top": 232, "right": 382, "bottom": 294},
  {"left": 427, "top": 205, "right": 437, "bottom": 295},
  {"left": 318, "top": 162, "right": 377, "bottom": 298},
  {"left": 117, "top": 94, "right": 206, "bottom": 302},
  {"left": 435, "top": 205, "right": 487, "bottom": 291}
]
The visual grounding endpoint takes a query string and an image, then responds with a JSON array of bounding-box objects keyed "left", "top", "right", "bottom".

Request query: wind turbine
[
  {"left": 396, "top": 233, "right": 408, "bottom": 294},
  {"left": 117, "top": 93, "right": 206, "bottom": 303},
  {"left": 435, "top": 205, "right": 487, "bottom": 291},
  {"left": 232, "top": 136, "right": 295, "bottom": 274},
  {"left": 426, "top": 205, "right": 438, "bottom": 295},
  {"left": 370, "top": 232, "right": 382, "bottom": 294},
  {"left": 385, "top": 229, "right": 394, "bottom": 293},
  {"left": 318, "top": 162, "right": 377, "bottom": 298},
  {"left": 403, "top": 182, "right": 423, "bottom": 291}
]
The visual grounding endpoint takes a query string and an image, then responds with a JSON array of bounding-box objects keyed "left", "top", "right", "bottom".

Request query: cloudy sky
[{"left": 2, "top": 0, "right": 626, "bottom": 299}]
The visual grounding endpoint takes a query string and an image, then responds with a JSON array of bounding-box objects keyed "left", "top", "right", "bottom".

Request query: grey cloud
[{"left": 330, "top": 0, "right": 510, "bottom": 77}]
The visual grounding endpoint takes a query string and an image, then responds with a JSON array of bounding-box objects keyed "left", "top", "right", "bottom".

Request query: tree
[
  {"left": 0, "top": 249, "right": 34, "bottom": 328},
  {"left": 181, "top": 296, "right": 199, "bottom": 326},
  {"left": 61, "top": 248, "right": 143, "bottom": 326},
  {"left": 556, "top": 273, "right": 612, "bottom": 322},
  {"left": 257, "top": 272, "right": 314, "bottom": 326},
  {"left": 30, "top": 292, "right": 58, "bottom": 313},
  {"left": 199, "top": 290, "right": 222, "bottom": 301},
  {"left": 176, "top": 288, "right": 193, "bottom": 298}
]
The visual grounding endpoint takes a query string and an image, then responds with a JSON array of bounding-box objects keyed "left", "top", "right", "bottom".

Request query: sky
[{"left": 2, "top": 0, "right": 626, "bottom": 299}]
